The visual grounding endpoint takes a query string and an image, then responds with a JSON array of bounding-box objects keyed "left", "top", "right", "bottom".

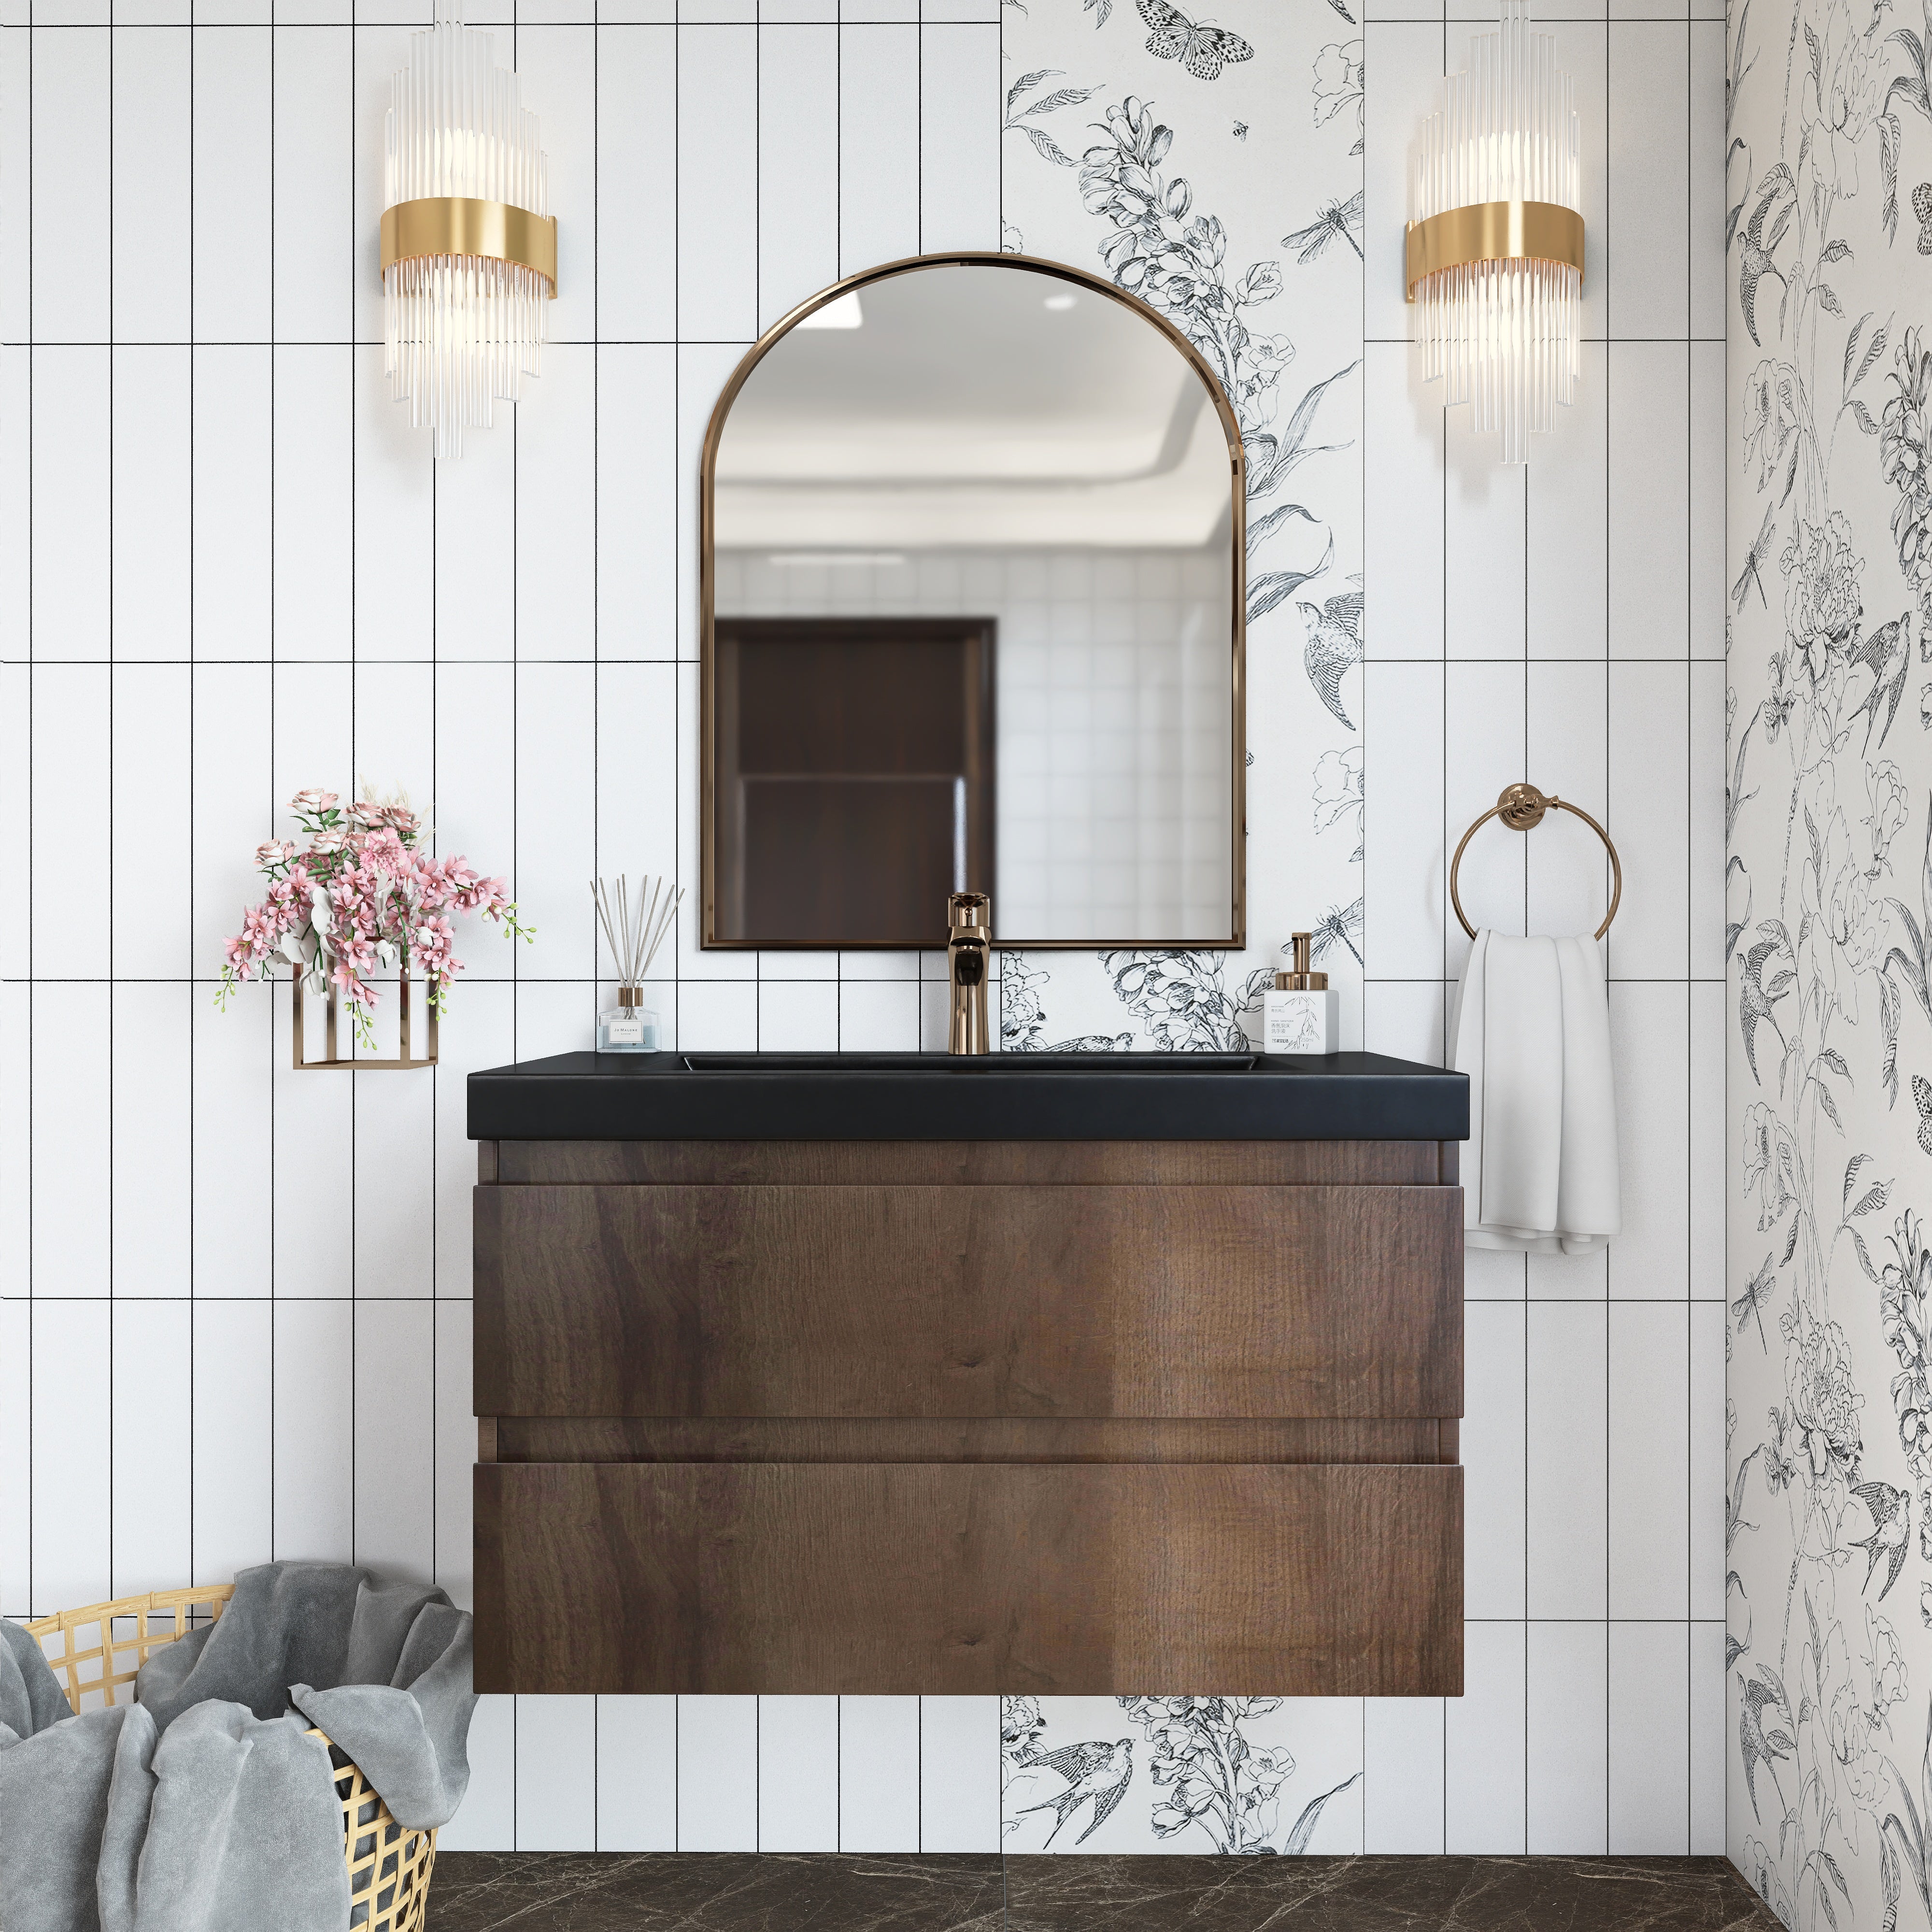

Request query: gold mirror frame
[{"left": 698, "top": 250, "right": 1248, "bottom": 952}]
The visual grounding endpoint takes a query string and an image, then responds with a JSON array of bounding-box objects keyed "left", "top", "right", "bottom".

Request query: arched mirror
[{"left": 700, "top": 252, "right": 1245, "bottom": 950}]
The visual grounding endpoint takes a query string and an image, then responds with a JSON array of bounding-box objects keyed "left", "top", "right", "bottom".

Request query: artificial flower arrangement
[{"left": 218, "top": 785, "right": 530, "bottom": 1046}]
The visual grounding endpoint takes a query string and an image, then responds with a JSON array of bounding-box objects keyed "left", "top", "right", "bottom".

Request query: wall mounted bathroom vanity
[{"left": 469, "top": 1051, "right": 1469, "bottom": 1698}]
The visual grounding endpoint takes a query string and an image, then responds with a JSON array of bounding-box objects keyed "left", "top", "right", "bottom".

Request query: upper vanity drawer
[{"left": 474, "top": 1183, "right": 1463, "bottom": 1418}]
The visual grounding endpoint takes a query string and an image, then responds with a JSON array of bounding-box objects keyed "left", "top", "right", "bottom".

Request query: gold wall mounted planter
[
  {"left": 380, "top": 196, "right": 558, "bottom": 296},
  {"left": 292, "top": 973, "right": 440, "bottom": 1071},
  {"left": 1404, "top": 200, "right": 1584, "bottom": 301}
]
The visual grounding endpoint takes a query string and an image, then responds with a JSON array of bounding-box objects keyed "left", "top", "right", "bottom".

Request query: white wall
[
  {"left": 0, "top": 0, "right": 1725, "bottom": 1859},
  {"left": 1353, "top": 1, "right": 1729, "bottom": 1857}
]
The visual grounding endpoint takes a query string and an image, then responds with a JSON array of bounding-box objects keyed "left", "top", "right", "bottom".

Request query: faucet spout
[{"left": 946, "top": 893, "right": 992, "bottom": 1055}]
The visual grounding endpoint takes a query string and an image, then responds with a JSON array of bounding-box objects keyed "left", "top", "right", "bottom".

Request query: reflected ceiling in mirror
[{"left": 701, "top": 253, "right": 1245, "bottom": 950}]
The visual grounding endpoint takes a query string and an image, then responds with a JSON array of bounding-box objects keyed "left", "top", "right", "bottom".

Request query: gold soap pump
[
  {"left": 1263, "top": 932, "right": 1337, "bottom": 1053},
  {"left": 1277, "top": 932, "right": 1327, "bottom": 993}
]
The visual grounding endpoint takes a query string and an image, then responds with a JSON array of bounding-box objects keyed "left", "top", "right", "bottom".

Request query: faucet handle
[{"left": 947, "top": 892, "right": 991, "bottom": 938}]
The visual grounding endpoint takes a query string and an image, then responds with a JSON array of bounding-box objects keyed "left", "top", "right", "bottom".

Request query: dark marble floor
[{"left": 426, "top": 1853, "right": 1784, "bottom": 1931}]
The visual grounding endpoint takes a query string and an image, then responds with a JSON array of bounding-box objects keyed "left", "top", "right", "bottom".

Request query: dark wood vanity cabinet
[{"left": 472, "top": 1137, "right": 1465, "bottom": 1699}]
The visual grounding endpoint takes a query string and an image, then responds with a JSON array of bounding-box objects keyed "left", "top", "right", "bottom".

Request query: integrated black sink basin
[
  {"left": 683, "top": 1052, "right": 1259, "bottom": 1073},
  {"left": 469, "top": 1049, "right": 1468, "bottom": 1142}
]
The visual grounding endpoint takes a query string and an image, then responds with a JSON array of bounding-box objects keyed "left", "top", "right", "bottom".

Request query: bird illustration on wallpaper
[
  {"left": 1002, "top": 1696, "right": 1360, "bottom": 1854},
  {"left": 1009, "top": 1738, "right": 1138, "bottom": 1846},
  {"left": 1725, "top": 0, "right": 1932, "bottom": 1914}
]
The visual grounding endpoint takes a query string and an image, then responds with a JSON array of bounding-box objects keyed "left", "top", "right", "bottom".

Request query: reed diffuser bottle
[{"left": 592, "top": 873, "right": 682, "bottom": 1053}]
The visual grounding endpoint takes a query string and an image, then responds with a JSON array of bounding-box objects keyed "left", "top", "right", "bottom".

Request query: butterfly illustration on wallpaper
[
  {"left": 1915, "top": 1074, "right": 1932, "bottom": 1153},
  {"left": 1136, "top": 0, "right": 1254, "bottom": 79}
]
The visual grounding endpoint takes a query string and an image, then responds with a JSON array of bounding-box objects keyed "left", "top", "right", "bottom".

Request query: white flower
[{"left": 1866, "top": 761, "right": 1909, "bottom": 871}]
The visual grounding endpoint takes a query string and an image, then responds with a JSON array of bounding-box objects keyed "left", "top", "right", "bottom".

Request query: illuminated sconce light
[
  {"left": 380, "top": 0, "right": 558, "bottom": 458},
  {"left": 1406, "top": 0, "right": 1584, "bottom": 463}
]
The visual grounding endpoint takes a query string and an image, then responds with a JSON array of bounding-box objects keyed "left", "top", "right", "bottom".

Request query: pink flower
[
  {"left": 222, "top": 786, "right": 526, "bottom": 1020},
  {"left": 361, "top": 827, "right": 408, "bottom": 873}
]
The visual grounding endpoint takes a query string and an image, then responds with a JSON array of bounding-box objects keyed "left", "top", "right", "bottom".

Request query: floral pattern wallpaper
[
  {"left": 1727, "top": 0, "right": 1932, "bottom": 1911},
  {"left": 999, "top": 0, "right": 1366, "bottom": 1052}
]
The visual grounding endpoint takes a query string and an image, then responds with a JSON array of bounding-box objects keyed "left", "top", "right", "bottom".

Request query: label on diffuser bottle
[{"left": 606, "top": 1018, "right": 645, "bottom": 1046}]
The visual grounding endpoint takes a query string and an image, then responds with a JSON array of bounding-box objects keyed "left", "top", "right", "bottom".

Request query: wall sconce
[
  {"left": 381, "top": 0, "right": 558, "bottom": 459},
  {"left": 1406, "top": 0, "right": 1583, "bottom": 464}
]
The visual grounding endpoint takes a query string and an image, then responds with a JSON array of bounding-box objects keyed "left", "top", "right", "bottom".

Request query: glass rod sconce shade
[
  {"left": 380, "top": 0, "right": 557, "bottom": 459},
  {"left": 1406, "top": 0, "right": 1583, "bottom": 463}
]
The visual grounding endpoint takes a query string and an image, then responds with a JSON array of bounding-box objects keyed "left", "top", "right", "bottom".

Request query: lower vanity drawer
[{"left": 474, "top": 1460, "right": 1463, "bottom": 1697}]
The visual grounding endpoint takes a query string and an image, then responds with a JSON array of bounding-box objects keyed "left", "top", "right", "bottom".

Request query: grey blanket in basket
[{"left": 0, "top": 1562, "right": 477, "bottom": 1932}]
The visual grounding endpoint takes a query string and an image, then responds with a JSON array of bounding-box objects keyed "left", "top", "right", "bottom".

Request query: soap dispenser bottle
[{"left": 1263, "top": 933, "right": 1337, "bottom": 1053}]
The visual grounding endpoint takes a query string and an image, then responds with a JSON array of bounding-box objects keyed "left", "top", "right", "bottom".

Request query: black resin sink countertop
[{"left": 468, "top": 1049, "right": 1468, "bottom": 1142}]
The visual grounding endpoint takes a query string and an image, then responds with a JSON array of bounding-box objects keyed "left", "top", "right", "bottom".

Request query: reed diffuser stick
[{"left": 590, "top": 873, "right": 684, "bottom": 988}]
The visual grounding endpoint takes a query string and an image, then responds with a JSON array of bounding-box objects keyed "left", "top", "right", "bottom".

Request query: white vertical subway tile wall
[{"left": 0, "top": 0, "right": 1721, "bottom": 1859}]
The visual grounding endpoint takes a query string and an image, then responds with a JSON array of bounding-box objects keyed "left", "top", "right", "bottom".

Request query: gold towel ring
[{"left": 1449, "top": 782, "right": 1622, "bottom": 941}]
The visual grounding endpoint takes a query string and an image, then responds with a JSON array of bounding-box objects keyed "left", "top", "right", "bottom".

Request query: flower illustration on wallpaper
[
  {"left": 1312, "top": 745, "right": 1363, "bottom": 859},
  {"left": 1741, "top": 358, "right": 1802, "bottom": 491},
  {"left": 1309, "top": 40, "right": 1363, "bottom": 156},
  {"left": 1120, "top": 1696, "right": 1360, "bottom": 1854},
  {"left": 1072, "top": 98, "right": 1357, "bottom": 637},
  {"left": 1100, "top": 950, "right": 1275, "bottom": 1051},
  {"left": 1804, "top": 4, "right": 1885, "bottom": 200},
  {"left": 216, "top": 785, "right": 529, "bottom": 1046},
  {"left": 1882, "top": 329, "right": 1932, "bottom": 622},
  {"left": 1002, "top": 1696, "right": 1357, "bottom": 1855},
  {"left": 1000, "top": 953, "right": 1135, "bottom": 1053}
]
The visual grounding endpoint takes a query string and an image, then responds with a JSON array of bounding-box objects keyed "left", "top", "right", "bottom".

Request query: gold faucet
[{"left": 947, "top": 893, "right": 991, "bottom": 1055}]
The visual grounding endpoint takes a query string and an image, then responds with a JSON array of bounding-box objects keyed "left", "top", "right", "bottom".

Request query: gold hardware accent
[
  {"left": 1276, "top": 931, "right": 1328, "bottom": 992},
  {"left": 1404, "top": 200, "right": 1585, "bottom": 301},
  {"left": 380, "top": 196, "right": 558, "bottom": 296},
  {"left": 1449, "top": 782, "right": 1622, "bottom": 941},
  {"left": 947, "top": 892, "right": 992, "bottom": 1055},
  {"left": 697, "top": 250, "right": 1247, "bottom": 953},
  {"left": 291, "top": 971, "right": 440, "bottom": 1070}
]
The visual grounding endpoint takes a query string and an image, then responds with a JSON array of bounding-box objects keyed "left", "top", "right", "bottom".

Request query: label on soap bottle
[{"left": 1264, "top": 990, "right": 1333, "bottom": 1053}]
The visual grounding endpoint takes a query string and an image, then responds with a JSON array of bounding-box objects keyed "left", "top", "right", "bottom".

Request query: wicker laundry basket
[{"left": 25, "top": 1585, "right": 437, "bottom": 1932}]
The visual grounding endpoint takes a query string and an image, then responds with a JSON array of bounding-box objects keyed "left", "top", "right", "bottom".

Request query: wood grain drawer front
[
  {"left": 475, "top": 1461, "right": 1463, "bottom": 1697},
  {"left": 473, "top": 1183, "right": 1463, "bottom": 1419}
]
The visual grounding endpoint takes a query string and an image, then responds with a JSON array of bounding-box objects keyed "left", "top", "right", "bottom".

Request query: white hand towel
[{"left": 1449, "top": 929, "right": 1620, "bottom": 1254}]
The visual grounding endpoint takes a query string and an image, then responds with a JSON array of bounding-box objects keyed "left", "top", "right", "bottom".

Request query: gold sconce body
[
  {"left": 380, "top": 197, "right": 559, "bottom": 293},
  {"left": 1404, "top": 199, "right": 1584, "bottom": 299}
]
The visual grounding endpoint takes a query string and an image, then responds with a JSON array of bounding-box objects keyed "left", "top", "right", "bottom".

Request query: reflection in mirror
[{"left": 704, "top": 255, "right": 1243, "bottom": 949}]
